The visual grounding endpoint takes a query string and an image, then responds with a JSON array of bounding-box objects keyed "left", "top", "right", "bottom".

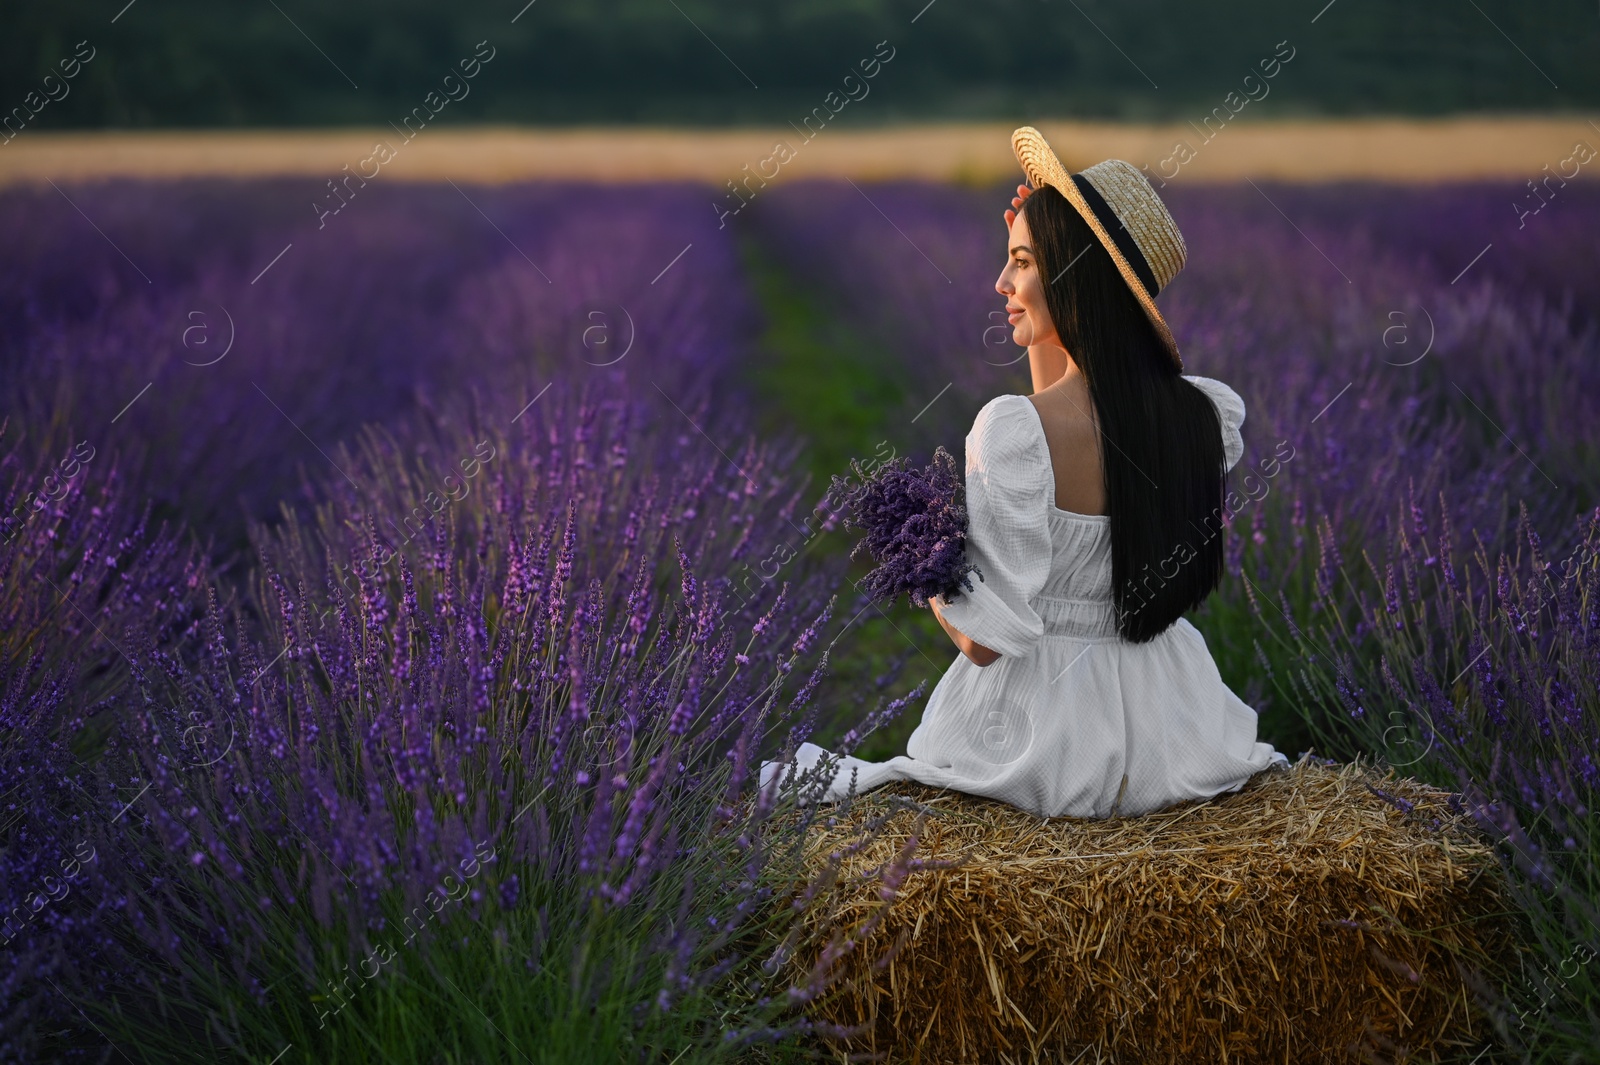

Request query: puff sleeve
[
  {"left": 931, "top": 395, "right": 1053, "bottom": 660},
  {"left": 1182, "top": 375, "right": 1246, "bottom": 473}
]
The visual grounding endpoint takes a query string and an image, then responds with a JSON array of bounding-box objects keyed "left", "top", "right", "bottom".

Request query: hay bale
[{"left": 762, "top": 754, "right": 1519, "bottom": 1065}]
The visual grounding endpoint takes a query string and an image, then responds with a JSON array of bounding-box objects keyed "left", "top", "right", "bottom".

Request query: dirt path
[{"left": 2, "top": 116, "right": 1597, "bottom": 188}]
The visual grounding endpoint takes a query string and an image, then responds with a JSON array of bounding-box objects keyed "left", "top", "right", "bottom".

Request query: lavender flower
[
  {"left": 828, "top": 446, "right": 982, "bottom": 608},
  {"left": 0, "top": 372, "right": 921, "bottom": 1063}
]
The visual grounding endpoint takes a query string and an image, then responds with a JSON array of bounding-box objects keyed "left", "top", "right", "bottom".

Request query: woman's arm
[{"left": 931, "top": 597, "right": 1001, "bottom": 667}]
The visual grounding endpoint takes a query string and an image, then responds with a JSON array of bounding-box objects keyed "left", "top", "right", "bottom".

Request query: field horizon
[{"left": 3, "top": 114, "right": 1598, "bottom": 189}]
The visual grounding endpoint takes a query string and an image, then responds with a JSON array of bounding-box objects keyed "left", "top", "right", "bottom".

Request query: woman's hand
[
  {"left": 1004, "top": 183, "right": 1034, "bottom": 231},
  {"left": 931, "top": 595, "right": 1001, "bottom": 667}
]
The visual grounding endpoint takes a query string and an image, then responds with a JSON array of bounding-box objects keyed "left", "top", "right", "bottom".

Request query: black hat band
[{"left": 1070, "top": 173, "right": 1161, "bottom": 299}]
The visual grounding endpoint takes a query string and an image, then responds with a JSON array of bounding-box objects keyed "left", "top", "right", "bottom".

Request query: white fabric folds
[{"left": 758, "top": 376, "right": 1287, "bottom": 820}]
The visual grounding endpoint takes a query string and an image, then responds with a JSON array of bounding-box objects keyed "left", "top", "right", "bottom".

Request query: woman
[{"left": 759, "top": 127, "right": 1288, "bottom": 820}]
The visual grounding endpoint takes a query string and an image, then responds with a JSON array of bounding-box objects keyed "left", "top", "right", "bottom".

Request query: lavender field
[{"left": 1, "top": 175, "right": 1596, "bottom": 1064}]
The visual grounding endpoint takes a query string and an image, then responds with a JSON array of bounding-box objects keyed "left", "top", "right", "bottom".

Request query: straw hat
[{"left": 1011, "top": 125, "right": 1187, "bottom": 370}]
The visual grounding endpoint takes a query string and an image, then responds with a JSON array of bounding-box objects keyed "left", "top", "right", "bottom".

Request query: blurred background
[{"left": 7, "top": 0, "right": 1600, "bottom": 124}]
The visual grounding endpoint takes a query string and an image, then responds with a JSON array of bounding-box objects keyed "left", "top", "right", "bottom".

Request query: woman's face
[{"left": 995, "top": 210, "right": 1060, "bottom": 349}]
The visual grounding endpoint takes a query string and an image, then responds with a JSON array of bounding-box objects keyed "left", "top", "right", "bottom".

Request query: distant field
[{"left": 2, "top": 115, "right": 1597, "bottom": 187}]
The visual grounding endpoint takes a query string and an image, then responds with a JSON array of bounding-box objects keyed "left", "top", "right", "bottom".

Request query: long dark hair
[{"left": 1019, "top": 184, "right": 1226, "bottom": 643}]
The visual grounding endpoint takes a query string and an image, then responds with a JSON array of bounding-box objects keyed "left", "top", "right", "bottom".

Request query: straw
[{"left": 759, "top": 753, "right": 1520, "bottom": 1064}]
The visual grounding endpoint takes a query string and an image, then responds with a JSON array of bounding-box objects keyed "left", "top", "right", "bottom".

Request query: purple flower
[{"left": 829, "top": 446, "right": 983, "bottom": 608}]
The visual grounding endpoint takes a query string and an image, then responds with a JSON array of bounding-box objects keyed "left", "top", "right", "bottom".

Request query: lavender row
[
  {"left": 0, "top": 374, "right": 926, "bottom": 1062},
  {"left": 0, "top": 178, "right": 760, "bottom": 554}
]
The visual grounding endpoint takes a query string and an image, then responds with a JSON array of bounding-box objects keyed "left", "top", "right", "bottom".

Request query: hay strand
[{"left": 760, "top": 754, "right": 1520, "bottom": 1064}]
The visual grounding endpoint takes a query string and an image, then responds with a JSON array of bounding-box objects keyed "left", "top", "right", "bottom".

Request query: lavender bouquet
[{"left": 827, "top": 445, "right": 983, "bottom": 608}]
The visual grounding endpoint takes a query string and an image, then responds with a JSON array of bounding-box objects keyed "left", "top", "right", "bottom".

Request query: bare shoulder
[{"left": 1024, "top": 381, "right": 1099, "bottom": 440}]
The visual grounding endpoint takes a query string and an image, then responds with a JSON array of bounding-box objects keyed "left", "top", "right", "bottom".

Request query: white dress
[{"left": 758, "top": 375, "right": 1289, "bottom": 820}]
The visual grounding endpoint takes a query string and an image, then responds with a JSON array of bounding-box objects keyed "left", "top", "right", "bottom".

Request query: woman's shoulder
[
  {"left": 970, "top": 393, "right": 1037, "bottom": 432},
  {"left": 964, "top": 394, "right": 1049, "bottom": 480},
  {"left": 1180, "top": 375, "right": 1245, "bottom": 424},
  {"left": 1180, "top": 374, "right": 1246, "bottom": 471}
]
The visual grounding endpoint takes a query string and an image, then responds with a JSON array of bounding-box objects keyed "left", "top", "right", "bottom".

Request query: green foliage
[
  {"left": 6, "top": 0, "right": 1598, "bottom": 129},
  {"left": 732, "top": 230, "right": 947, "bottom": 765}
]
